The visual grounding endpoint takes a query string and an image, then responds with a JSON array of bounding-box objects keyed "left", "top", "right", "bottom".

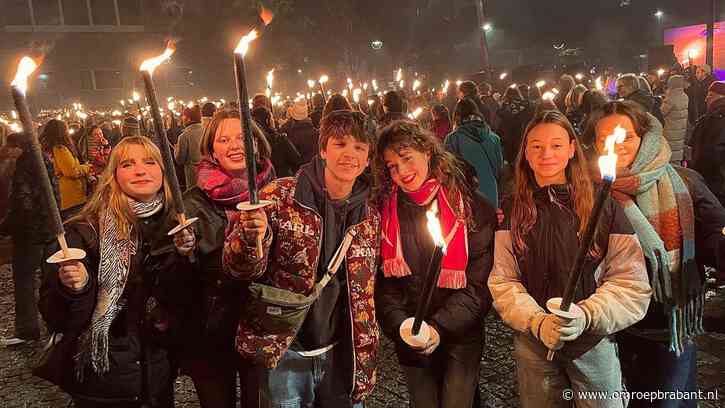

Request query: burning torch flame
[
  {"left": 536, "top": 80, "right": 546, "bottom": 88},
  {"left": 412, "top": 79, "right": 421, "bottom": 92},
  {"left": 443, "top": 80, "right": 450, "bottom": 93},
  {"left": 11, "top": 56, "right": 39, "bottom": 95},
  {"left": 140, "top": 42, "right": 176, "bottom": 75},
  {"left": 259, "top": 6, "right": 274, "bottom": 26},
  {"left": 426, "top": 201, "right": 447, "bottom": 252},
  {"left": 267, "top": 69, "right": 275, "bottom": 89},
  {"left": 234, "top": 30, "right": 258, "bottom": 56},
  {"left": 595, "top": 76, "right": 603, "bottom": 91},
  {"left": 133, "top": 91, "right": 140, "bottom": 101},
  {"left": 353, "top": 88, "right": 362, "bottom": 103},
  {"left": 409, "top": 107, "right": 423, "bottom": 119},
  {"left": 308, "top": 79, "right": 315, "bottom": 88},
  {"left": 657, "top": 68, "right": 666, "bottom": 77},
  {"left": 542, "top": 91, "right": 555, "bottom": 101},
  {"left": 319, "top": 75, "right": 329, "bottom": 84},
  {"left": 396, "top": 68, "right": 403, "bottom": 82},
  {"left": 598, "top": 125, "right": 626, "bottom": 182},
  {"left": 372, "top": 79, "right": 378, "bottom": 91}
]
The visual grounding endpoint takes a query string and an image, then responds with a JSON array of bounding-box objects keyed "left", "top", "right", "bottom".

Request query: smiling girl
[
  {"left": 488, "top": 110, "right": 652, "bottom": 408},
  {"left": 374, "top": 120, "right": 496, "bottom": 408}
]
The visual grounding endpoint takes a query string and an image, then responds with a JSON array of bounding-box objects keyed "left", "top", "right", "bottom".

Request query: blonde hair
[{"left": 68, "top": 136, "right": 175, "bottom": 239}]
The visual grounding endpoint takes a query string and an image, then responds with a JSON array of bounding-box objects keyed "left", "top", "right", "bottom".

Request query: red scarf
[{"left": 381, "top": 179, "right": 468, "bottom": 289}]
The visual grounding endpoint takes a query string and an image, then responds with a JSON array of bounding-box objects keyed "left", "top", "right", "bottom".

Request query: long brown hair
[
  {"left": 374, "top": 120, "right": 475, "bottom": 225},
  {"left": 67, "top": 136, "right": 175, "bottom": 240},
  {"left": 200, "top": 109, "right": 272, "bottom": 162},
  {"left": 511, "top": 110, "right": 594, "bottom": 253}
]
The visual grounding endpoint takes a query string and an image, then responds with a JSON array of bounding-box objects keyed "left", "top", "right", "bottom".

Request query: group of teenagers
[{"left": 37, "top": 92, "right": 725, "bottom": 408}]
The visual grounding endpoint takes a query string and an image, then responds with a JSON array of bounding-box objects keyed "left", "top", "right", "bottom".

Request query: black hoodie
[{"left": 293, "top": 157, "right": 371, "bottom": 351}]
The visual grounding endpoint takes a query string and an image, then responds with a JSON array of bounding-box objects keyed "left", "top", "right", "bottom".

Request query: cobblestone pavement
[{"left": 1, "top": 263, "right": 724, "bottom": 407}]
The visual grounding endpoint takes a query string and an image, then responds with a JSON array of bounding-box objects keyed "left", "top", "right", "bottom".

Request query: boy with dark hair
[{"left": 224, "top": 110, "right": 380, "bottom": 407}]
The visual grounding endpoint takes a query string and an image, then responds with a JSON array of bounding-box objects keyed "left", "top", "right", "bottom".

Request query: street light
[
  {"left": 482, "top": 23, "right": 492, "bottom": 32},
  {"left": 654, "top": 10, "right": 664, "bottom": 18}
]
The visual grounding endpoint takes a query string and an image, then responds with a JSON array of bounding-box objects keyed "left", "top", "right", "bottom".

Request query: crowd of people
[{"left": 0, "top": 60, "right": 723, "bottom": 408}]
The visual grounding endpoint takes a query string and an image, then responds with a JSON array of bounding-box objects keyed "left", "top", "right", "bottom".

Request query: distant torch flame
[
  {"left": 11, "top": 56, "right": 39, "bottom": 95},
  {"left": 396, "top": 68, "right": 403, "bottom": 82},
  {"left": 259, "top": 6, "right": 274, "bottom": 26},
  {"left": 307, "top": 79, "right": 315, "bottom": 88},
  {"left": 234, "top": 30, "right": 258, "bottom": 56},
  {"left": 267, "top": 69, "right": 274, "bottom": 88},
  {"left": 598, "top": 125, "right": 627, "bottom": 181},
  {"left": 140, "top": 41, "right": 176, "bottom": 75},
  {"left": 319, "top": 75, "right": 329, "bottom": 84},
  {"left": 536, "top": 80, "right": 546, "bottom": 88},
  {"left": 412, "top": 79, "right": 421, "bottom": 92},
  {"left": 409, "top": 107, "right": 423, "bottom": 119},
  {"left": 426, "top": 201, "right": 447, "bottom": 252}
]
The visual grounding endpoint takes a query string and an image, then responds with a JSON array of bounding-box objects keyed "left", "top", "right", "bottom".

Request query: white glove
[{"left": 557, "top": 310, "right": 587, "bottom": 342}]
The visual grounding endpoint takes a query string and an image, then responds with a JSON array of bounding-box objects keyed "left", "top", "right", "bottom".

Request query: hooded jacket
[
  {"left": 661, "top": 78, "right": 689, "bottom": 163},
  {"left": 223, "top": 169, "right": 381, "bottom": 402},
  {"left": 444, "top": 119, "right": 503, "bottom": 205}
]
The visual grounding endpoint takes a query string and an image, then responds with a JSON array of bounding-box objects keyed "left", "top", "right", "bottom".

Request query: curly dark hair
[{"left": 373, "top": 120, "right": 475, "bottom": 226}]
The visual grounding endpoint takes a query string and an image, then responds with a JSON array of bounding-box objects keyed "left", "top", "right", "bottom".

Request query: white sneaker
[{"left": 0, "top": 337, "right": 28, "bottom": 346}]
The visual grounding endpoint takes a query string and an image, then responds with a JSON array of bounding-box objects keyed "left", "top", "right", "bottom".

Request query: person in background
[
  {"left": 480, "top": 82, "right": 501, "bottom": 130},
  {"left": 589, "top": 101, "right": 725, "bottom": 407},
  {"left": 281, "top": 99, "right": 319, "bottom": 166},
  {"left": 202, "top": 102, "right": 217, "bottom": 129},
  {"left": 616, "top": 74, "right": 665, "bottom": 125},
  {"left": 497, "top": 87, "right": 533, "bottom": 165},
  {"left": 691, "top": 64, "right": 717, "bottom": 122},
  {"left": 661, "top": 75, "right": 689, "bottom": 165},
  {"left": 180, "top": 110, "right": 275, "bottom": 408},
  {"left": 375, "top": 120, "right": 496, "bottom": 408},
  {"left": 431, "top": 104, "right": 452, "bottom": 142},
  {"left": 85, "top": 126, "right": 111, "bottom": 178},
  {"left": 252, "top": 105, "right": 302, "bottom": 178},
  {"left": 445, "top": 98, "right": 503, "bottom": 206},
  {"left": 40, "top": 119, "right": 94, "bottom": 219},
  {"left": 0, "top": 132, "right": 58, "bottom": 347},
  {"left": 176, "top": 105, "right": 204, "bottom": 190},
  {"left": 38, "top": 136, "right": 195, "bottom": 407},
  {"left": 310, "top": 93, "right": 326, "bottom": 129},
  {"left": 223, "top": 110, "right": 380, "bottom": 407},
  {"left": 380, "top": 90, "right": 409, "bottom": 128},
  {"left": 553, "top": 74, "right": 576, "bottom": 112},
  {"left": 564, "top": 84, "right": 588, "bottom": 135},
  {"left": 458, "top": 80, "right": 491, "bottom": 125},
  {"left": 120, "top": 115, "right": 141, "bottom": 143},
  {"left": 579, "top": 90, "right": 608, "bottom": 143},
  {"left": 489, "top": 110, "right": 651, "bottom": 408},
  {"left": 690, "top": 81, "right": 725, "bottom": 206}
]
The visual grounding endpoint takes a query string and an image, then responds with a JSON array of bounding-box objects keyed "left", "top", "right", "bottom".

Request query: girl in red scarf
[{"left": 374, "top": 120, "right": 497, "bottom": 408}]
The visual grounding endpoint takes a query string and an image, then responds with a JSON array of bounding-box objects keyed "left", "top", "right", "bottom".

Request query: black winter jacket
[
  {"left": 375, "top": 191, "right": 496, "bottom": 367},
  {"left": 689, "top": 104, "right": 725, "bottom": 205},
  {"left": 281, "top": 119, "right": 319, "bottom": 165},
  {"left": 38, "top": 211, "right": 194, "bottom": 406}
]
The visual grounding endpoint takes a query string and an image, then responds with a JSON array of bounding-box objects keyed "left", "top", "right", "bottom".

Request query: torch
[
  {"left": 139, "top": 41, "right": 199, "bottom": 238},
  {"left": 132, "top": 91, "right": 147, "bottom": 135},
  {"left": 307, "top": 79, "right": 316, "bottom": 111},
  {"left": 265, "top": 69, "right": 274, "bottom": 100},
  {"left": 545, "top": 125, "right": 626, "bottom": 360},
  {"left": 10, "top": 56, "right": 86, "bottom": 265},
  {"left": 400, "top": 201, "right": 448, "bottom": 348},
  {"left": 319, "top": 75, "right": 329, "bottom": 105},
  {"left": 233, "top": 11, "right": 274, "bottom": 259}
]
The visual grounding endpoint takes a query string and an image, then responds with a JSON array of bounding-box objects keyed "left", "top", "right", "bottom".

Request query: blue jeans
[
  {"left": 258, "top": 346, "right": 363, "bottom": 408},
  {"left": 617, "top": 332, "right": 697, "bottom": 408}
]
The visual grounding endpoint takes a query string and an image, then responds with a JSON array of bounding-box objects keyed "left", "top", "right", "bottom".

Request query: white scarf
[{"left": 75, "top": 194, "right": 164, "bottom": 379}]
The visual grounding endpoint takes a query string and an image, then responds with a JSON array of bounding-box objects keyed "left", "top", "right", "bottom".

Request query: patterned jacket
[{"left": 223, "top": 177, "right": 381, "bottom": 401}]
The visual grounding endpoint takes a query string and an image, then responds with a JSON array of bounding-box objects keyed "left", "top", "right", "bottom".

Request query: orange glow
[
  {"left": 234, "top": 30, "right": 258, "bottom": 56},
  {"left": 259, "top": 6, "right": 274, "bottom": 26},
  {"left": 140, "top": 41, "right": 176, "bottom": 75},
  {"left": 11, "top": 56, "right": 39, "bottom": 94}
]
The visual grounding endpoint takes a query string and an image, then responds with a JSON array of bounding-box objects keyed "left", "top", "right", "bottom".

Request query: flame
[
  {"left": 412, "top": 79, "right": 421, "bottom": 91},
  {"left": 536, "top": 80, "right": 546, "bottom": 88},
  {"left": 11, "top": 56, "right": 39, "bottom": 95},
  {"left": 363, "top": 82, "right": 368, "bottom": 90},
  {"left": 259, "top": 5, "right": 274, "bottom": 26},
  {"left": 426, "top": 201, "right": 447, "bottom": 251},
  {"left": 409, "top": 107, "right": 423, "bottom": 119},
  {"left": 307, "top": 79, "right": 315, "bottom": 88},
  {"left": 347, "top": 78, "right": 352, "bottom": 85},
  {"left": 140, "top": 41, "right": 176, "bottom": 75},
  {"left": 132, "top": 91, "right": 140, "bottom": 101},
  {"left": 657, "top": 68, "right": 665, "bottom": 77},
  {"left": 399, "top": 80, "right": 405, "bottom": 89},
  {"left": 234, "top": 30, "right": 258, "bottom": 56},
  {"left": 443, "top": 80, "right": 450, "bottom": 93},
  {"left": 319, "top": 75, "right": 329, "bottom": 84},
  {"left": 267, "top": 69, "right": 275, "bottom": 88},
  {"left": 372, "top": 79, "right": 378, "bottom": 91},
  {"left": 499, "top": 72, "right": 508, "bottom": 80},
  {"left": 595, "top": 76, "right": 603, "bottom": 91},
  {"left": 598, "top": 125, "right": 627, "bottom": 181},
  {"left": 396, "top": 68, "right": 403, "bottom": 82},
  {"left": 542, "top": 91, "right": 555, "bottom": 101},
  {"left": 353, "top": 88, "right": 362, "bottom": 103}
]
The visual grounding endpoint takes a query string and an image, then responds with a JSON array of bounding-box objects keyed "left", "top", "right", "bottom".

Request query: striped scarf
[
  {"left": 607, "top": 123, "right": 702, "bottom": 356},
  {"left": 74, "top": 194, "right": 164, "bottom": 379}
]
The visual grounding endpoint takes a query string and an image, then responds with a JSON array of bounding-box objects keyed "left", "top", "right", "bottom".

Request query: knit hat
[
  {"left": 122, "top": 116, "right": 140, "bottom": 137},
  {"left": 708, "top": 81, "right": 725, "bottom": 97},
  {"left": 289, "top": 99, "right": 308, "bottom": 121}
]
